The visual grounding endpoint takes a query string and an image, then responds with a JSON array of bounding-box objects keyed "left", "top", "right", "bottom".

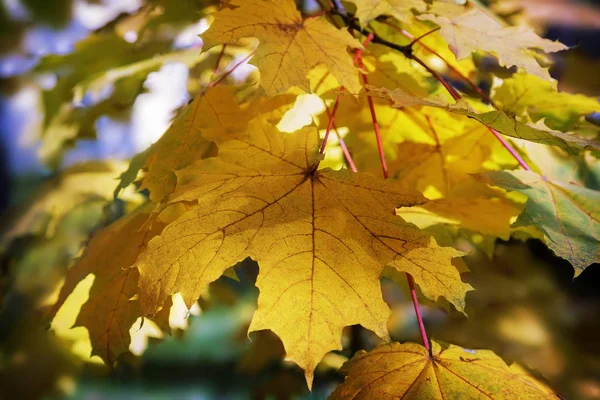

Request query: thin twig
[
  {"left": 354, "top": 30, "right": 430, "bottom": 351},
  {"left": 406, "top": 26, "right": 440, "bottom": 48},
  {"left": 379, "top": 19, "right": 495, "bottom": 105}
]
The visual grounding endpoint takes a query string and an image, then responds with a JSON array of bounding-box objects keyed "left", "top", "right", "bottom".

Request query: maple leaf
[
  {"left": 330, "top": 341, "right": 558, "bottom": 399},
  {"left": 346, "top": 0, "right": 426, "bottom": 26},
  {"left": 493, "top": 73, "right": 600, "bottom": 131},
  {"left": 520, "top": 142, "right": 600, "bottom": 189},
  {"left": 366, "top": 86, "right": 600, "bottom": 154},
  {"left": 201, "top": 0, "right": 362, "bottom": 95},
  {"left": 133, "top": 118, "right": 471, "bottom": 386},
  {"left": 418, "top": 4, "right": 567, "bottom": 81},
  {"left": 483, "top": 170, "right": 600, "bottom": 276},
  {"left": 48, "top": 205, "right": 165, "bottom": 365}
]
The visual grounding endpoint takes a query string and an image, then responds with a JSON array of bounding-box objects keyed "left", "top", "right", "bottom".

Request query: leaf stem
[
  {"left": 407, "top": 274, "right": 431, "bottom": 355},
  {"left": 324, "top": 107, "right": 358, "bottom": 172},
  {"left": 488, "top": 128, "right": 531, "bottom": 170},
  {"left": 208, "top": 50, "right": 256, "bottom": 88},
  {"left": 406, "top": 26, "right": 440, "bottom": 48},
  {"left": 320, "top": 88, "right": 344, "bottom": 154},
  {"left": 320, "top": 33, "right": 374, "bottom": 156},
  {"left": 353, "top": 33, "right": 430, "bottom": 351},
  {"left": 357, "top": 58, "right": 389, "bottom": 179}
]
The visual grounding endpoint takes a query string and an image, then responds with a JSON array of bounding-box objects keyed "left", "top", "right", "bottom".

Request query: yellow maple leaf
[
  {"left": 346, "top": 0, "right": 426, "bottom": 25},
  {"left": 201, "top": 0, "right": 362, "bottom": 95},
  {"left": 331, "top": 341, "right": 558, "bottom": 399},
  {"left": 48, "top": 205, "right": 165, "bottom": 365},
  {"left": 133, "top": 118, "right": 471, "bottom": 387},
  {"left": 418, "top": 4, "right": 567, "bottom": 81}
]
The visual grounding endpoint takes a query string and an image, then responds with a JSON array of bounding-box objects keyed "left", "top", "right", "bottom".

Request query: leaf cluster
[{"left": 2, "top": 0, "right": 600, "bottom": 397}]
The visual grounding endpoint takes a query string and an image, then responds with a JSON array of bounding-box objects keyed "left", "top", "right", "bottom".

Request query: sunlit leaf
[
  {"left": 201, "top": 0, "right": 362, "bottom": 95},
  {"left": 419, "top": 4, "right": 567, "bottom": 80},
  {"left": 483, "top": 170, "right": 600, "bottom": 275},
  {"left": 331, "top": 341, "right": 558, "bottom": 399},
  {"left": 133, "top": 118, "right": 471, "bottom": 387}
]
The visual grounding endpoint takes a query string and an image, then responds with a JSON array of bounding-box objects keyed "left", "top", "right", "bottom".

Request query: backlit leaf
[
  {"left": 346, "top": 0, "right": 426, "bottom": 25},
  {"left": 483, "top": 170, "right": 600, "bottom": 275},
  {"left": 140, "top": 87, "right": 245, "bottom": 202},
  {"left": 419, "top": 4, "right": 567, "bottom": 80},
  {"left": 201, "top": 0, "right": 362, "bottom": 95},
  {"left": 493, "top": 73, "right": 600, "bottom": 131},
  {"left": 133, "top": 118, "right": 471, "bottom": 386},
  {"left": 331, "top": 341, "right": 558, "bottom": 399},
  {"left": 49, "top": 206, "right": 165, "bottom": 365}
]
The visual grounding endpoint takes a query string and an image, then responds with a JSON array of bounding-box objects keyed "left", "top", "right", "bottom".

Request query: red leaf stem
[
  {"left": 355, "top": 33, "right": 430, "bottom": 351},
  {"left": 320, "top": 88, "right": 344, "bottom": 154},
  {"left": 407, "top": 274, "right": 431, "bottom": 355},
  {"left": 405, "top": 42, "right": 532, "bottom": 170},
  {"left": 320, "top": 34, "right": 374, "bottom": 155},
  {"left": 208, "top": 50, "right": 256, "bottom": 88},
  {"left": 324, "top": 107, "right": 358, "bottom": 172},
  {"left": 316, "top": 6, "right": 433, "bottom": 351}
]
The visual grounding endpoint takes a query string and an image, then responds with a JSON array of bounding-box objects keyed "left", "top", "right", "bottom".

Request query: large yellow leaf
[
  {"left": 419, "top": 4, "right": 566, "bottom": 81},
  {"left": 331, "top": 341, "right": 558, "bottom": 399},
  {"left": 386, "top": 121, "right": 522, "bottom": 238},
  {"left": 346, "top": 0, "right": 426, "bottom": 25},
  {"left": 48, "top": 205, "right": 165, "bottom": 365},
  {"left": 201, "top": 0, "right": 362, "bottom": 95},
  {"left": 133, "top": 118, "right": 471, "bottom": 386}
]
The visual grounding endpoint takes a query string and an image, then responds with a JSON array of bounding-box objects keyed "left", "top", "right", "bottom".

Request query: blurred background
[{"left": 0, "top": 0, "right": 599, "bottom": 399}]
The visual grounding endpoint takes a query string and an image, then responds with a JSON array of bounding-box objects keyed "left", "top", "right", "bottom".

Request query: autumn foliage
[{"left": 2, "top": 0, "right": 600, "bottom": 398}]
